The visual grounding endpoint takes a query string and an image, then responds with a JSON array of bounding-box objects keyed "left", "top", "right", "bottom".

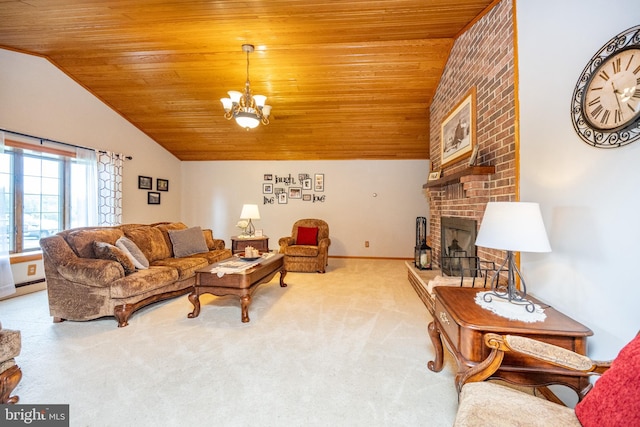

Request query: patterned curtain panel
[{"left": 97, "top": 151, "right": 124, "bottom": 226}]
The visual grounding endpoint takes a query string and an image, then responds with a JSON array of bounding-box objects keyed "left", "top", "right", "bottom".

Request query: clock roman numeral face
[{"left": 584, "top": 48, "right": 640, "bottom": 131}]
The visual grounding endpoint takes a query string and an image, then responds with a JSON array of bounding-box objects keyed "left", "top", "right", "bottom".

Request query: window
[{"left": 1, "top": 141, "right": 92, "bottom": 253}]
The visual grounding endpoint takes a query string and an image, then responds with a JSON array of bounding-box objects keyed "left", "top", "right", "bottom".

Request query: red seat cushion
[
  {"left": 574, "top": 333, "right": 640, "bottom": 427},
  {"left": 296, "top": 226, "right": 319, "bottom": 245}
]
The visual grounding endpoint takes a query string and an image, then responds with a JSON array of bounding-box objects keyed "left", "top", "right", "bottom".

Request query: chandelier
[{"left": 220, "top": 44, "right": 272, "bottom": 130}]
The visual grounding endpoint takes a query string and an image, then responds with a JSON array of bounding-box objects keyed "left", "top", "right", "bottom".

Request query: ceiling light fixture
[{"left": 220, "top": 44, "right": 272, "bottom": 130}]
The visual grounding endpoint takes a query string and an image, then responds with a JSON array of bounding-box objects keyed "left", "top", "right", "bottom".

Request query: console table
[{"left": 428, "top": 286, "right": 593, "bottom": 397}]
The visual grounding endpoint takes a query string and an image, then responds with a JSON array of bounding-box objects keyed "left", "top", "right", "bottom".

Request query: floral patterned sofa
[{"left": 40, "top": 222, "right": 231, "bottom": 327}]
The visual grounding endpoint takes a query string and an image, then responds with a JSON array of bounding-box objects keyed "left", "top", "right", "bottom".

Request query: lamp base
[
  {"left": 484, "top": 251, "right": 536, "bottom": 313},
  {"left": 244, "top": 219, "right": 255, "bottom": 237}
]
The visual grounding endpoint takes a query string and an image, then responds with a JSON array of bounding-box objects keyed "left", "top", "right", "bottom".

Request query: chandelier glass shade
[{"left": 220, "top": 44, "right": 272, "bottom": 130}]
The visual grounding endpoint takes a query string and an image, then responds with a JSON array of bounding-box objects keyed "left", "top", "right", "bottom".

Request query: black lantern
[
  {"left": 415, "top": 242, "right": 433, "bottom": 270},
  {"left": 414, "top": 217, "right": 432, "bottom": 270}
]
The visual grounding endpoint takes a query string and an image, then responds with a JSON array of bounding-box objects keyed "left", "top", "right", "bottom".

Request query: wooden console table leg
[
  {"left": 428, "top": 321, "right": 444, "bottom": 372},
  {"left": 240, "top": 295, "right": 252, "bottom": 323},
  {"left": 187, "top": 291, "right": 201, "bottom": 319}
]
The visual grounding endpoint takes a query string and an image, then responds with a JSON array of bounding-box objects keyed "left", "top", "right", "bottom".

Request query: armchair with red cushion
[{"left": 278, "top": 219, "right": 331, "bottom": 273}]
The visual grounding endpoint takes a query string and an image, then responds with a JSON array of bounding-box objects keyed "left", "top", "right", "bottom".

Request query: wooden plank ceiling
[{"left": 0, "top": 0, "right": 496, "bottom": 161}]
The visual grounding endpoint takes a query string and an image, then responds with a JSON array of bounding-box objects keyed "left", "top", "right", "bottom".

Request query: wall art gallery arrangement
[
  {"left": 138, "top": 175, "right": 169, "bottom": 205},
  {"left": 262, "top": 173, "right": 326, "bottom": 205}
]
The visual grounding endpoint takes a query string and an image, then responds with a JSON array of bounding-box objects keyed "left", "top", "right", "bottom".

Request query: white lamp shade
[
  {"left": 253, "top": 94, "right": 267, "bottom": 107},
  {"left": 262, "top": 104, "right": 272, "bottom": 118},
  {"left": 220, "top": 98, "right": 233, "bottom": 111},
  {"left": 240, "top": 204, "right": 260, "bottom": 220},
  {"left": 475, "top": 202, "right": 551, "bottom": 253},
  {"left": 228, "top": 90, "right": 242, "bottom": 103}
]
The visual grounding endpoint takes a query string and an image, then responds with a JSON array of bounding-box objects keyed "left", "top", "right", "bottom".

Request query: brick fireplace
[{"left": 425, "top": 0, "right": 517, "bottom": 270}]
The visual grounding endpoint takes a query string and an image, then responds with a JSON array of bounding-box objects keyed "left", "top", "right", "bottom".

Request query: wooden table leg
[
  {"left": 428, "top": 321, "right": 444, "bottom": 372},
  {"left": 240, "top": 294, "right": 251, "bottom": 323},
  {"left": 187, "top": 290, "right": 201, "bottom": 318},
  {"left": 279, "top": 269, "right": 288, "bottom": 287}
]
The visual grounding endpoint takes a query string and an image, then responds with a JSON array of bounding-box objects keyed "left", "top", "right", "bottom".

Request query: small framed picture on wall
[
  {"left": 138, "top": 175, "right": 152, "bottom": 190},
  {"left": 157, "top": 178, "right": 169, "bottom": 191},
  {"left": 148, "top": 192, "right": 161, "bottom": 205},
  {"left": 314, "top": 174, "right": 324, "bottom": 192}
]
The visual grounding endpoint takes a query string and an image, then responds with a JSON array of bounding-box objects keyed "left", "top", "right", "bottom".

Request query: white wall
[
  {"left": 0, "top": 49, "right": 182, "bottom": 224},
  {"left": 181, "top": 160, "right": 430, "bottom": 258},
  {"left": 517, "top": 0, "right": 640, "bottom": 358}
]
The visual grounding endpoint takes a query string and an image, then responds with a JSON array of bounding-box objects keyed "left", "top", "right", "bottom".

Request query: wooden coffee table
[
  {"left": 188, "top": 253, "right": 287, "bottom": 323},
  {"left": 428, "top": 286, "right": 593, "bottom": 397}
]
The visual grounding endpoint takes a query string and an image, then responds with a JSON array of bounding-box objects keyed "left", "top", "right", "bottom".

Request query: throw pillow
[
  {"left": 202, "top": 229, "right": 216, "bottom": 250},
  {"left": 115, "top": 236, "right": 149, "bottom": 270},
  {"left": 168, "top": 226, "right": 209, "bottom": 258},
  {"left": 574, "top": 334, "right": 640, "bottom": 427},
  {"left": 296, "top": 226, "right": 319, "bottom": 245},
  {"left": 93, "top": 241, "right": 136, "bottom": 275}
]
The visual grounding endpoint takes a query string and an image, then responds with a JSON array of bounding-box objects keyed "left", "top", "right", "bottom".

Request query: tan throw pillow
[
  {"left": 202, "top": 229, "right": 216, "bottom": 250},
  {"left": 168, "top": 226, "right": 209, "bottom": 258},
  {"left": 93, "top": 241, "right": 136, "bottom": 275},
  {"left": 115, "top": 236, "right": 149, "bottom": 269}
]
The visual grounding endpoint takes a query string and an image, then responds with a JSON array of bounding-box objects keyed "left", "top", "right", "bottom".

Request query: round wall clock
[{"left": 571, "top": 25, "right": 640, "bottom": 148}]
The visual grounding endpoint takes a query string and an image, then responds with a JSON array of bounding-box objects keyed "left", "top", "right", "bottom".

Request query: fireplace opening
[{"left": 441, "top": 217, "right": 477, "bottom": 276}]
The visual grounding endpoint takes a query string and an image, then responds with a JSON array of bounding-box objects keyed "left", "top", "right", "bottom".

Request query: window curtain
[
  {"left": 71, "top": 147, "right": 99, "bottom": 228},
  {"left": 0, "top": 131, "right": 16, "bottom": 297},
  {"left": 96, "top": 151, "right": 123, "bottom": 226}
]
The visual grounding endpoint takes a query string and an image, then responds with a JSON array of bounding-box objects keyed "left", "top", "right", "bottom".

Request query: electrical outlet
[
  {"left": 365, "top": 241, "right": 369, "bottom": 248},
  {"left": 27, "top": 264, "right": 37, "bottom": 276}
]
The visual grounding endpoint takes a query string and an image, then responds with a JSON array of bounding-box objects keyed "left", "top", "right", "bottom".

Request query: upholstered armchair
[
  {"left": 0, "top": 323, "right": 22, "bottom": 404},
  {"left": 278, "top": 219, "right": 330, "bottom": 273},
  {"left": 454, "top": 332, "right": 639, "bottom": 427}
]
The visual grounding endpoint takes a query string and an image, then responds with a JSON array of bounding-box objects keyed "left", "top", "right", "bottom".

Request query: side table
[
  {"left": 231, "top": 235, "right": 269, "bottom": 254},
  {"left": 428, "top": 286, "right": 593, "bottom": 398}
]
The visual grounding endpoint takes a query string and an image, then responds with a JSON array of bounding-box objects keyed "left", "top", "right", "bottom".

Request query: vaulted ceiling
[{"left": 0, "top": 0, "right": 496, "bottom": 161}]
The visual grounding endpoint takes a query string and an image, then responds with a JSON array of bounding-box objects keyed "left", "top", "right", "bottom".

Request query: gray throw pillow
[
  {"left": 93, "top": 241, "right": 136, "bottom": 275},
  {"left": 115, "top": 236, "right": 149, "bottom": 269},
  {"left": 168, "top": 226, "right": 209, "bottom": 258}
]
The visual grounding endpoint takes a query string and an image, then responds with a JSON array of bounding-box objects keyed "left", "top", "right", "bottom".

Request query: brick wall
[{"left": 427, "top": 0, "right": 516, "bottom": 268}]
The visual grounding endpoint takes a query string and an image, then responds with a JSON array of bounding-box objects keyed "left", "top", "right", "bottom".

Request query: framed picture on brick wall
[{"left": 441, "top": 87, "right": 476, "bottom": 167}]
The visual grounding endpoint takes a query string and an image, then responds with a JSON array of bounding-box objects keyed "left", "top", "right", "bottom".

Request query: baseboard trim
[{"left": 329, "top": 255, "right": 413, "bottom": 261}]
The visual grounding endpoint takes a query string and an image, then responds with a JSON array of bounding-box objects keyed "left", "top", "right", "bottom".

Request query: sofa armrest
[{"left": 41, "top": 234, "right": 124, "bottom": 287}]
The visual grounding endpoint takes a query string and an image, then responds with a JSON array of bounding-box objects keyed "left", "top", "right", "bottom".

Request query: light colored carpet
[{"left": 1, "top": 258, "right": 459, "bottom": 427}]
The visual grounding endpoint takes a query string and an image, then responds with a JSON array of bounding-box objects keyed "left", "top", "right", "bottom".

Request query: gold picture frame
[
  {"left": 441, "top": 87, "right": 476, "bottom": 167},
  {"left": 428, "top": 171, "right": 441, "bottom": 181}
]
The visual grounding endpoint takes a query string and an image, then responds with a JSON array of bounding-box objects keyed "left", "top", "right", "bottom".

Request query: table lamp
[
  {"left": 239, "top": 204, "right": 260, "bottom": 236},
  {"left": 475, "top": 202, "right": 551, "bottom": 311}
]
